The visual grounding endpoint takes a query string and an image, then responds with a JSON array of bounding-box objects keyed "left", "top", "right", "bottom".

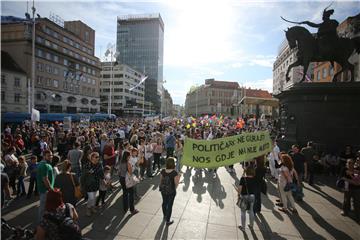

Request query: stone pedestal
[{"left": 275, "top": 82, "right": 360, "bottom": 151}]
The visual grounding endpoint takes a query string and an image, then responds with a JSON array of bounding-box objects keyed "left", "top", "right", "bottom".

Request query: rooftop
[{"left": 245, "top": 88, "right": 272, "bottom": 99}]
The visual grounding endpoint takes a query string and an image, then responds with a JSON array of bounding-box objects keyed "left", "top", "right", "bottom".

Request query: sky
[{"left": 2, "top": 0, "right": 359, "bottom": 105}]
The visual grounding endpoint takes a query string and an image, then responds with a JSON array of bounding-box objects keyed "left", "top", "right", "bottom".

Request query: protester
[
  {"left": 278, "top": 154, "right": 300, "bottom": 214},
  {"left": 340, "top": 159, "right": 360, "bottom": 222},
  {"left": 119, "top": 151, "right": 139, "bottom": 215},
  {"left": 268, "top": 140, "right": 280, "bottom": 180},
  {"left": 165, "top": 131, "right": 176, "bottom": 158},
  {"left": 289, "top": 145, "right": 306, "bottom": 201},
  {"left": 4, "top": 146, "right": 19, "bottom": 195},
  {"left": 37, "top": 150, "right": 55, "bottom": 223},
  {"left": 153, "top": 138, "right": 163, "bottom": 171},
  {"left": 27, "top": 156, "right": 39, "bottom": 199},
  {"left": 236, "top": 166, "right": 257, "bottom": 231},
  {"left": 82, "top": 152, "right": 104, "bottom": 216},
  {"left": 103, "top": 139, "right": 116, "bottom": 167},
  {"left": 301, "top": 141, "right": 317, "bottom": 185},
  {"left": 17, "top": 156, "right": 28, "bottom": 198},
  {"left": 144, "top": 139, "right": 154, "bottom": 178},
  {"left": 35, "top": 188, "right": 80, "bottom": 240},
  {"left": 159, "top": 157, "right": 180, "bottom": 226},
  {"left": 67, "top": 141, "right": 83, "bottom": 177},
  {"left": 254, "top": 156, "right": 266, "bottom": 214},
  {"left": 96, "top": 165, "right": 113, "bottom": 207},
  {"left": 1, "top": 167, "right": 11, "bottom": 208},
  {"left": 175, "top": 138, "right": 183, "bottom": 173},
  {"left": 54, "top": 160, "right": 80, "bottom": 206}
]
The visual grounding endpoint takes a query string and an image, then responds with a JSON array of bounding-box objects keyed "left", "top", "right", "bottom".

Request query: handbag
[
  {"left": 238, "top": 177, "right": 251, "bottom": 210},
  {"left": 261, "top": 179, "right": 267, "bottom": 195},
  {"left": 70, "top": 174, "right": 83, "bottom": 199},
  {"left": 125, "top": 172, "right": 140, "bottom": 188}
]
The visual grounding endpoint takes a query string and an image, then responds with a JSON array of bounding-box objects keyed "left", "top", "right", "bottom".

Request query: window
[
  {"left": 36, "top": 36, "right": 43, "bottom": 43},
  {"left": 14, "top": 93, "right": 20, "bottom": 103},
  {"left": 1, "top": 74, "right": 6, "bottom": 84},
  {"left": 52, "top": 31, "right": 58, "bottom": 38},
  {"left": 64, "top": 59, "right": 68, "bottom": 66},
  {"left": 46, "top": 78, "right": 51, "bottom": 86},
  {"left": 92, "top": 88, "right": 95, "bottom": 95},
  {"left": 317, "top": 71, "right": 320, "bottom": 81},
  {"left": 85, "top": 31, "right": 89, "bottom": 42},
  {"left": 37, "top": 62, "right": 44, "bottom": 71},
  {"left": 53, "top": 80, "right": 58, "bottom": 88},
  {"left": 322, "top": 68, "right": 327, "bottom": 78},
  {"left": 92, "top": 69, "right": 95, "bottom": 75},
  {"left": 52, "top": 55, "right": 58, "bottom": 63},
  {"left": 83, "top": 66, "right": 86, "bottom": 72},
  {"left": 14, "top": 77, "right": 20, "bottom": 87},
  {"left": 76, "top": 64, "right": 79, "bottom": 70},
  {"left": 87, "top": 78, "right": 91, "bottom": 83},
  {"left": 63, "top": 48, "right": 68, "bottom": 54},
  {"left": 36, "top": 49, "right": 43, "bottom": 57},
  {"left": 69, "top": 50, "right": 73, "bottom": 56},
  {"left": 75, "top": 42, "right": 80, "bottom": 49},
  {"left": 36, "top": 76, "right": 42, "bottom": 85},
  {"left": 92, "top": 79, "right": 95, "bottom": 85},
  {"left": 63, "top": 36, "right": 68, "bottom": 43},
  {"left": 64, "top": 82, "right": 68, "bottom": 90},
  {"left": 46, "top": 65, "right": 52, "bottom": 73},
  {"left": 52, "top": 43, "right": 58, "bottom": 49},
  {"left": 114, "top": 74, "right": 123, "bottom": 78},
  {"left": 45, "top": 40, "right": 51, "bottom": 47},
  {"left": 330, "top": 67, "right": 334, "bottom": 76},
  {"left": 64, "top": 70, "right": 68, "bottom": 77},
  {"left": 46, "top": 53, "right": 51, "bottom": 60},
  {"left": 75, "top": 53, "right": 79, "bottom": 59}
]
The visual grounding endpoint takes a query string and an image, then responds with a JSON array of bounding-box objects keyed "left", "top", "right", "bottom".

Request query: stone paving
[{"left": 2, "top": 164, "right": 360, "bottom": 239}]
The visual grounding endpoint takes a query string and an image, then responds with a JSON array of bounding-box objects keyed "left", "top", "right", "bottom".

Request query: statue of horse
[{"left": 284, "top": 26, "right": 360, "bottom": 83}]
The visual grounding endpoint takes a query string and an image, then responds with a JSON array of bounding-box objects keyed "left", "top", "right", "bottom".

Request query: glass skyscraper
[{"left": 116, "top": 14, "right": 164, "bottom": 113}]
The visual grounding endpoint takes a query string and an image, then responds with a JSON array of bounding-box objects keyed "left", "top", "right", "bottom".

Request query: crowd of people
[{"left": 1, "top": 115, "right": 359, "bottom": 238}]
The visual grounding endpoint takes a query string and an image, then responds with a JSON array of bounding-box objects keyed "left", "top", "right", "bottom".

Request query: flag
[{"left": 129, "top": 75, "right": 148, "bottom": 91}]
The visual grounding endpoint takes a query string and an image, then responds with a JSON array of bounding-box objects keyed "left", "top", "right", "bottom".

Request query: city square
[{"left": 1, "top": 0, "right": 360, "bottom": 239}]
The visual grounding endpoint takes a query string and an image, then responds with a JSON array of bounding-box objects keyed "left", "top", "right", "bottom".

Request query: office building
[
  {"left": 116, "top": 14, "right": 164, "bottom": 113},
  {"left": 1, "top": 16, "right": 101, "bottom": 113}
]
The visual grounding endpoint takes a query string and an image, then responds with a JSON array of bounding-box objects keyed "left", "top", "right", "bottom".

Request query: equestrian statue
[{"left": 282, "top": 6, "right": 360, "bottom": 83}]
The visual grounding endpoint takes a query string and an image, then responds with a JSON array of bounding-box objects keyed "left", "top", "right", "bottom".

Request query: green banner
[{"left": 182, "top": 130, "right": 272, "bottom": 168}]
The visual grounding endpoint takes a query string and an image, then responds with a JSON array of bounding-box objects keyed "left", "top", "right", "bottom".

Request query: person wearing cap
[{"left": 300, "top": 7, "right": 339, "bottom": 56}]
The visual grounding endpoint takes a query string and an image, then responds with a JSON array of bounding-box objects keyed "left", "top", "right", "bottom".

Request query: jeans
[
  {"left": 161, "top": 192, "right": 176, "bottom": 222},
  {"left": 153, "top": 153, "right": 161, "bottom": 170},
  {"left": 279, "top": 184, "right": 296, "bottom": 210},
  {"left": 87, "top": 191, "right": 96, "bottom": 208},
  {"left": 120, "top": 176, "right": 135, "bottom": 212},
  {"left": 27, "top": 176, "right": 38, "bottom": 197},
  {"left": 176, "top": 155, "right": 182, "bottom": 172},
  {"left": 343, "top": 188, "right": 360, "bottom": 220},
  {"left": 17, "top": 176, "right": 26, "bottom": 196},
  {"left": 38, "top": 192, "right": 47, "bottom": 223},
  {"left": 96, "top": 190, "right": 106, "bottom": 206},
  {"left": 240, "top": 194, "right": 255, "bottom": 227},
  {"left": 254, "top": 189, "right": 261, "bottom": 213}
]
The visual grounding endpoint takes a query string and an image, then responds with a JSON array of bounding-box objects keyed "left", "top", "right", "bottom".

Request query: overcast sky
[{"left": 2, "top": 0, "right": 359, "bottom": 105}]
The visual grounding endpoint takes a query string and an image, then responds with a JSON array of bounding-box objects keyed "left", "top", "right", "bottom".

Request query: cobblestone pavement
[{"left": 2, "top": 164, "right": 360, "bottom": 239}]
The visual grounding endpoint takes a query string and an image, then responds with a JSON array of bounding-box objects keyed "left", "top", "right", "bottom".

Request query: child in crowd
[
  {"left": 17, "top": 156, "right": 28, "bottom": 197},
  {"left": 27, "top": 156, "right": 38, "bottom": 199},
  {"left": 96, "top": 165, "right": 113, "bottom": 207}
]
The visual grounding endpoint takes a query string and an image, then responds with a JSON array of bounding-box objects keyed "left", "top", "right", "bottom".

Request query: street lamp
[
  {"left": 160, "top": 80, "right": 166, "bottom": 118},
  {"left": 105, "top": 43, "right": 118, "bottom": 117}
]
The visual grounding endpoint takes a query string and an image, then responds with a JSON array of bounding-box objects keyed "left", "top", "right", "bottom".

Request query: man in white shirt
[{"left": 268, "top": 140, "right": 280, "bottom": 179}]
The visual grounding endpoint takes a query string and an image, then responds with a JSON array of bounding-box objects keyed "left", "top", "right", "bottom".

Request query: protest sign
[{"left": 182, "top": 130, "right": 272, "bottom": 168}]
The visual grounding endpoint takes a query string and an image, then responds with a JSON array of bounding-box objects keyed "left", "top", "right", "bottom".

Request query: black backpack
[
  {"left": 159, "top": 171, "right": 175, "bottom": 195},
  {"left": 44, "top": 204, "right": 82, "bottom": 240}
]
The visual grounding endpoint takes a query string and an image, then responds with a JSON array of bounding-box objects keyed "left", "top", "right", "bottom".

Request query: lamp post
[
  {"left": 30, "top": 0, "right": 36, "bottom": 113},
  {"left": 160, "top": 80, "right": 166, "bottom": 118}
]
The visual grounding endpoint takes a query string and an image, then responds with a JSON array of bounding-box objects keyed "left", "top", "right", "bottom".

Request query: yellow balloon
[{"left": 186, "top": 124, "right": 190, "bottom": 129}]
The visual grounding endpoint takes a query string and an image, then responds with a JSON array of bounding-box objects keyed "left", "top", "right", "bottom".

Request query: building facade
[
  {"left": 273, "top": 40, "right": 314, "bottom": 95},
  {"left": 1, "top": 16, "right": 101, "bottom": 113},
  {"left": 236, "top": 88, "right": 278, "bottom": 117},
  {"left": 100, "top": 62, "right": 153, "bottom": 117},
  {"left": 116, "top": 14, "right": 164, "bottom": 113},
  {"left": 185, "top": 79, "right": 242, "bottom": 116},
  {"left": 1, "top": 51, "right": 28, "bottom": 112},
  {"left": 162, "top": 88, "right": 173, "bottom": 117},
  {"left": 312, "top": 14, "right": 360, "bottom": 82}
]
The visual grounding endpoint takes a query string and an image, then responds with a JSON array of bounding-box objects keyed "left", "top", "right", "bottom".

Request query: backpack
[
  {"left": 159, "top": 171, "right": 175, "bottom": 195},
  {"left": 44, "top": 204, "right": 82, "bottom": 240}
]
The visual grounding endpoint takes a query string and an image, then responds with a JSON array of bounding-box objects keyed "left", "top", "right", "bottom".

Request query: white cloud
[{"left": 229, "top": 54, "right": 276, "bottom": 69}]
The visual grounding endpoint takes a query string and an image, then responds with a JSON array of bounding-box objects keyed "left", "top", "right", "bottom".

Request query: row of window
[
  {"left": 36, "top": 76, "right": 59, "bottom": 88},
  {"left": 63, "top": 59, "right": 96, "bottom": 76},
  {"left": 42, "top": 26, "right": 92, "bottom": 55},
  {"left": 63, "top": 70, "right": 96, "bottom": 85},
  {"left": 1, "top": 91, "right": 21, "bottom": 103},
  {"left": 1, "top": 74, "right": 21, "bottom": 87},
  {"left": 316, "top": 66, "right": 334, "bottom": 81},
  {"left": 37, "top": 62, "right": 60, "bottom": 75}
]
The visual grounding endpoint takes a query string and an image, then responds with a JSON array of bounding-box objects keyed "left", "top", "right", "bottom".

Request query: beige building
[
  {"left": 1, "top": 16, "right": 101, "bottom": 113},
  {"left": 185, "top": 79, "right": 242, "bottom": 116},
  {"left": 273, "top": 40, "right": 314, "bottom": 95},
  {"left": 236, "top": 88, "right": 279, "bottom": 117},
  {"left": 1, "top": 51, "right": 28, "bottom": 112},
  {"left": 162, "top": 88, "right": 173, "bottom": 117},
  {"left": 100, "top": 62, "right": 153, "bottom": 117}
]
